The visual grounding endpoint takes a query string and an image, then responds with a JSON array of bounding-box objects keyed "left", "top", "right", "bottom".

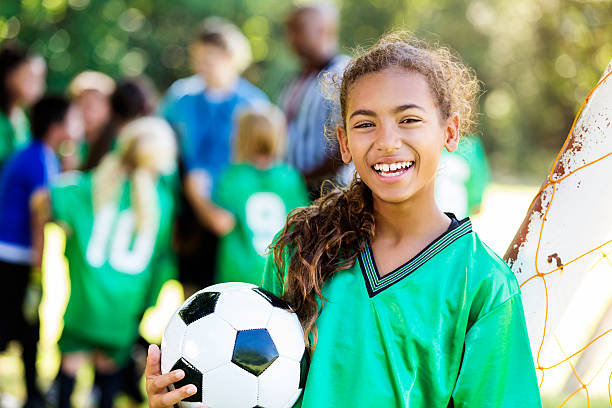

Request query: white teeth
[{"left": 373, "top": 161, "right": 414, "bottom": 175}]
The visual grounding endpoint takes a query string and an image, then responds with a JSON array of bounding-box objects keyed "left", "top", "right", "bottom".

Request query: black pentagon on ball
[
  {"left": 179, "top": 291, "right": 220, "bottom": 325},
  {"left": 171, "top": 358, "right": 202, "bottom": 402},
  {"left": 231, "top": 328, "right": 279, "bottom": 377},
  {"left": 253, "top": 287, "right": 292, "bottom": 310}
]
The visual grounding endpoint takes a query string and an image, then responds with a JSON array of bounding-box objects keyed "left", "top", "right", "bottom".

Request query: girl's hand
[{"left": 145, "top": 344, "right": 204, "bottom": 408}]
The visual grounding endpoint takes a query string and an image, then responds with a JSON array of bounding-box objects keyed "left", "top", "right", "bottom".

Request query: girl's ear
[
  {"left": 336, "top": 125, "right": 352, "bottom": 163},
  {"left": 444, "top": 112, "right": 460, "bottom": 153}
]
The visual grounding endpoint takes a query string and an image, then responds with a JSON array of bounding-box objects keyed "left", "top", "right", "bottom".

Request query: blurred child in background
[
  {"left": 82, "top": 77, "right": 156, "bottom": 171},
  {"left": 0, "top": 96, "right": 81, "bottom": 408},
  {"left": 77, "top": 76, "right": 167, "bottom": 408},
  {"left": 213, "top": 105, "right": 309, "bottom": 285},
  {"left": 162, "top": 17, "right": 268, "bottom": 297},
  {"left": 159, "top": 17, "right": 266, "bottom": 123},
  {"left": 67, "top": 71, "right": 115, "bottom": 170},
  {"left": 32, "top": 117, "right": 177, "bottom": 408},
  {"left": 0, "top": 45, "right": 46, "bottom": 170}
]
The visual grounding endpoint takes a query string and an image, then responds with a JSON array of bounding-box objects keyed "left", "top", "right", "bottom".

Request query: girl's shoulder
[
  {"left": 460, "top": 230, "right": 522, "bottom": 323},
  {"left": 267, "top": 162, "right": 303, "bottom": 178},
  {"left": 454, "top": 228, "right": 518, "bottom": 289},
  {"left": 52, "top": 170, "right": 90, "bottom": 192}
]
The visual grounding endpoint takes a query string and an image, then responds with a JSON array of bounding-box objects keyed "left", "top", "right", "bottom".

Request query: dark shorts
[
  {"left": 0, "top": 260, "right": 39, "bottom": 351},
  {"left": 173, "top": 186, "right": 218, "bottom": 290}
]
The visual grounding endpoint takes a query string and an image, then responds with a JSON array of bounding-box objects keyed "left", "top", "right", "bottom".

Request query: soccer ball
[{"left": 161, "top": 282, "right": 308, "bottom": 408}]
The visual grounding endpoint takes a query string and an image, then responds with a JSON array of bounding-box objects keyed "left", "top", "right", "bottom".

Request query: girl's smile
[{"left": 371, "top": 158, "right": 415, "bottom": 181}]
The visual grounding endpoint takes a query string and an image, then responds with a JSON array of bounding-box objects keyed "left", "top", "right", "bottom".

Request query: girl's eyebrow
[
  {"left": 349, "top": 109, "right": 376, "bottom": 120},
  {"left": 394, "top": 104, "right": 424, "bottom": 113},
  {"left": 350, "top": 104, "right": 424, "bottom": 120}
]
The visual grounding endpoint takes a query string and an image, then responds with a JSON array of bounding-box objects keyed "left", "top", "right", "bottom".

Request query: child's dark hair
[
  {"left": 271, "top": 32, "right": 480, "bottom": 349},
  {"left": 31, "top": 96, "right": 70, "bottom": 140},
  {"left": 82, "top": 78, "right": 155, "bottom": 171},
  {"left": 192, "top": 17, "right": 252, "bottom": 74},
  {"left": 0, "top": 45, "right": 30, "bottom": 115}
]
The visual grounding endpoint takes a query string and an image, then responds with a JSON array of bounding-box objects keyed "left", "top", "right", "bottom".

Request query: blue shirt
[
  {"left": 162, "top": 77, "right": 268, "bottom": 191},
  {"left": 0, "top": 140, "right": 60, "bottom": 264}
]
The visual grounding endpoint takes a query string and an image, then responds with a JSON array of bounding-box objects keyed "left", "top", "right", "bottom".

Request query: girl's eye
[
  {"left": 400, "top": 118, "right": 420, "bottom": 124},
  {"left": 354, "top": 122, "right": 374, "bottom": 129}
]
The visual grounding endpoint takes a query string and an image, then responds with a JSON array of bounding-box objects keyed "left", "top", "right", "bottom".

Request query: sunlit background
[
  {"left": 2, "top": 0, "right": 611, "bottom": 179},
  {"left": 1, "top": 0, "right": 612, "bottom": 407}
]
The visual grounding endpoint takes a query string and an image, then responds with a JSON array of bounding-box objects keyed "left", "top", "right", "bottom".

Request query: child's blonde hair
[
  {"left": 234, "top": 105, "right": 286, "bottom": 163},
  {"left": 68, "top": 71, "right": 115, "bottom": 98},
  {"left": 93, "top": 116, "right": 177, "bottom": 231}
]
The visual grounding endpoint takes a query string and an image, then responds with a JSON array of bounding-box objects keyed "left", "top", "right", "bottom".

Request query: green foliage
[{"left": 1, "top": 0, "right": 611, "bottom": 179}]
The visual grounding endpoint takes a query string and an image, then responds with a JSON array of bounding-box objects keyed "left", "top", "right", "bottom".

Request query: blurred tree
[{"left": 1, "top": 0, "right": 610, "bottom": 179}]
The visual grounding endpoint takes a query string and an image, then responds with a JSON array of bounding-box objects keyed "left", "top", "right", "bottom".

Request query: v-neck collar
[{"left": 358, "top": 215, "right": 472, "bottom": 298}]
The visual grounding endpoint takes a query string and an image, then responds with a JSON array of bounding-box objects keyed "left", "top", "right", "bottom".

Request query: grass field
[{"left": 1, "top": 182, "right": 610, "bottom": 408}]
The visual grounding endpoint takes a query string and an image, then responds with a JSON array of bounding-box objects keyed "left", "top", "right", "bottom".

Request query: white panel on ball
[
  {"left": 257, "top": 356, "right": 301, "bottom": 408},
  {"left": 182, "top": 314, "right": 237, "bottom": 373},
  {"left": 266, "top": 308, "right": 305, "bottom": 362},
  {"left": 161, "top": 314, "right": 187, "bottom": 374},
  {"left": 203, "top": 282, "right": 256, "bottom": 293},
  {"left": 202, "top": 362, "right": 258, "bottom": 408},
  {"left": 283, "top": 387, "right": 304, "bottom": 408},
  {"left": 215, "top": 290, "right": 273, "bottom": 330}
]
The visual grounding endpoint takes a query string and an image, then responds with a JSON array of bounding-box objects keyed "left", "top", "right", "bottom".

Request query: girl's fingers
[
  {"left": 156, "top": 384, "right": 198, "bottom": 407},
  {"left": 145, "top": 343, "right": 207, "bottom": 407},
  {"left": 145, "top": 344, "right": 162, "bottom": 378},
  {"left": 149, "top": 369, "right": 185, "bottom": 393}
]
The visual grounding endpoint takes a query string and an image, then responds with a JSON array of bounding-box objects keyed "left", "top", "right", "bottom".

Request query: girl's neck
[
  {"left": 248, "top": 155, "right": 274, "bottom": 170},
  {"left": 206, "top": 76, "right": 238, "bottom": 94},
  {"left": 373, "top": 188, "right": 450, "bottom": 246}
]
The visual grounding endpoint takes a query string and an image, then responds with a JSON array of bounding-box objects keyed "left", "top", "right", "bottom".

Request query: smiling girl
[{"left": 145, "top": 32, "right": 542, "bottom": 408}]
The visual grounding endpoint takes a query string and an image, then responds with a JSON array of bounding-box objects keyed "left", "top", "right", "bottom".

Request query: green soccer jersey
[
  {"left": 263, "top": 217, "right": 542, "bottom": 408},
  {"left": 214, "top": 162, "right": 309, "bottom": 285},
  {"left": 50, "top": 172, "right": 176, "bottom": 358},
  {"left": 0, "top": 109, "right": 31, "bottom": 168}
]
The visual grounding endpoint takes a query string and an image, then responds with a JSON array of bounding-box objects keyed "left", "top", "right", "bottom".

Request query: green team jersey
[
  {"left": 50, "top": 172, "right": 176, "bottom": 355},
  {"left": 0, "top": 109, "right": 31, "bottom": 168},
  {"left": 214, "top": 162, "right": 309, "bottom": 285},
  {"left": 263, "top": 217, "right": 542, "bottom": 408},
  {"left": 436, "top": 135, "right": 490, "bottom": 218}
]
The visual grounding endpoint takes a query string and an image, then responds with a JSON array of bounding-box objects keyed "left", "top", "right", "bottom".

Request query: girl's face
[
  {"left": 338, "top": 68, "right": 459, "bottom": 207},
  {"left": 77, "top": 90, "right": 111, "bottom": 137},
  {"left": 7, "top": 57, "right": 46, "bottom": 107},
  {"left": 190, "top": 43, "right": 237, "bottom": 87}
]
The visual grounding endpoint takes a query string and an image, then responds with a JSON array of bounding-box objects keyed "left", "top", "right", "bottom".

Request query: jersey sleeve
[
  {"left": 212, "top": 168, "right": 235, "bottom": 212},
  {"left": 261, "top": 252, "right": 283, "bottom": 295},
  {"left": 451, "top": 293, "right": 542, "bottom": 408},
  {"left": 49, "top": 174, "right": 84, "bottom": 229}
]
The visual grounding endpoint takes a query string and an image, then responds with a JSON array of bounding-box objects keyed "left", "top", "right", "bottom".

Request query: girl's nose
[{"left": 375, "top": 125, "right": 402, "bottom": 152}]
